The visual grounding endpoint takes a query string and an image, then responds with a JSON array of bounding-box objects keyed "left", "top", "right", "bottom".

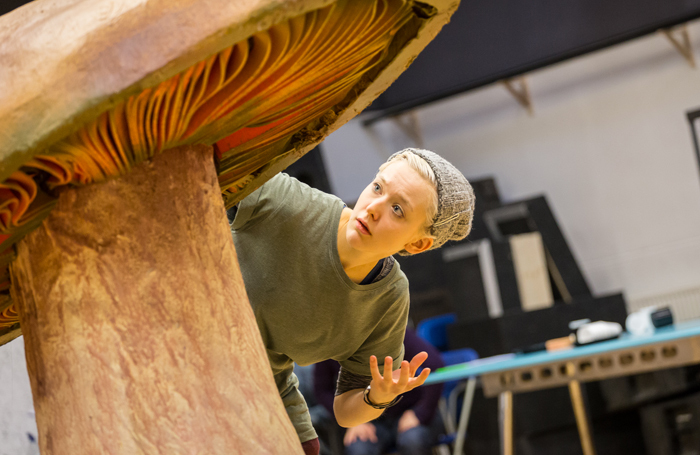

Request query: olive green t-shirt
[{"left": 231, "top": 173, "right": 408, "bottom": 442}]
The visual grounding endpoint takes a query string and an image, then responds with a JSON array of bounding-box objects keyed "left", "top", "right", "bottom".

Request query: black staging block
[
  {"left": 484, "top": 196, "right": 592, "bottom": 301},
  {"left": 447, "top": 293, "right": 628, "bottom": 357},
  {"left": 640, "top": 390, "right": 700, "bottom": 455}
]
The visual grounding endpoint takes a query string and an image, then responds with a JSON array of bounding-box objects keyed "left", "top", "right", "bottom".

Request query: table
[{"left": 424, "top": 320, "right": 700, "bottom": 455}]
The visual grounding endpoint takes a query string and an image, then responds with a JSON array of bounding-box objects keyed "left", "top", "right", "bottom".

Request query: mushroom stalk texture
[{"left": 10, "top": 144, "right": 302, "bottom": 454}]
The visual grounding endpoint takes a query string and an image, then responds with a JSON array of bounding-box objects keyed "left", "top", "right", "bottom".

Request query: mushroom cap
[
  {"left": 0, "top": 0, "right": 459, "bottom": 341},
  {"left": 0, "top": 0, "right": 330, "bottom": 177}
]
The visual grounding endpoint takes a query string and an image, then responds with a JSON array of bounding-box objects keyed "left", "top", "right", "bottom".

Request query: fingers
[
  {"left": 409, "top": 351, "right": 428, "bottom": 376},
  {"left": 383, "top": 356, "right": 393, "bottom": 382},
  {"left": 343, "top": 429, "right": 356, "bottom": 446},
  {"left": 369, "top": 355, "right": 383, "bottom": 383},
  {"left": 408, "top": 367, "right": 431, "bottom": 390},
  {"left": 355, "top": 424, "right": 377, "bottom": 443},
  {"left": 397, "top": 410, "right": 420, "bottom": 433},
  {"left": 368, "top": 354, "right": 429, "bottom": 394},
  {"left": 397, "top": 360, "right": 410, "bottom": 389},
  {"left": 368, "top": 425, "right": 378, "bottom": 443}
]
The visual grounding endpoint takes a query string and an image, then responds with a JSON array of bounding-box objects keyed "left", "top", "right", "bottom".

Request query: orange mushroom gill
[{"left": 0, "top": 0, "right": 417, "bottom": 330}]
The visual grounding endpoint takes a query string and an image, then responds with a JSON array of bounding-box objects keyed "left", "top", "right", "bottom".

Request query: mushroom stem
[{"left": 10, "top": 144, "right": 301, "bottom": 454}]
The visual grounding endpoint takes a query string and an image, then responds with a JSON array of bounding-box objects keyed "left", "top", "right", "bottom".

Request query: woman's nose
[{"left": 366, "top": 200, "right": 381, "bottom": 219}]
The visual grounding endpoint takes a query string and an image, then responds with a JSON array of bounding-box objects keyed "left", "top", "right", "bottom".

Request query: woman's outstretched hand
[{"left": 367, "top": 351, "right": 431, "bottom": 405}]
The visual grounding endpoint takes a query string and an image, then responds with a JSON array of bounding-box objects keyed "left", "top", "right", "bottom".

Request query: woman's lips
[{"left": 356, "top": 219, "right": 370, "bottom": 235}]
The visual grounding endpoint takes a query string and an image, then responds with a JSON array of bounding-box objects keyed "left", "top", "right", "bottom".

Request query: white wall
[
  {"left": 0, "top": 337, "right": 38, "bottom": 455},
  {"left": 322, "top": 23, "right": 700, "bottom": 303}
]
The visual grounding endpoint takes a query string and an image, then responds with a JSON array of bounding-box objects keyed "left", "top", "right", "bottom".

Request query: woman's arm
[
  {"left": 333, "top": 388, "right": 384, "bottom": 428},
  {"left": 333, "top": 352, "right": 431, "bottom": 427}
]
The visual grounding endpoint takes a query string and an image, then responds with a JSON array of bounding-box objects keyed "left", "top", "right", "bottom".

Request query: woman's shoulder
[
  {"left": 387, "top": 258, "right": 409, "bottom": 291},
  {"left": 373, "top": 262, "right": 410, "bottom": 313},
  {"left": 269, "top": 173, "right": 342, "bottom": 211},
  {"left": 233, "top": 172, "right": 342, "bottom": 229}
]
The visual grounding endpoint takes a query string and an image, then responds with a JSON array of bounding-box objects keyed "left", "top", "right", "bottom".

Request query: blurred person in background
[{"left": 314, "top": 328, "right": 445, "bottom": 455}]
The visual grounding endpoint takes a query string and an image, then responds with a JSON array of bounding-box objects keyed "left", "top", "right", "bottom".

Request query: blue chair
[
  {"left": 415, "top": 313, "right": 457, "bottom": 351},
  {"left": 416, "top": 314, "right": 479, "bottom": 451},
  {"left": 437, "top": 347, "right": 478, "bottom": 442}
]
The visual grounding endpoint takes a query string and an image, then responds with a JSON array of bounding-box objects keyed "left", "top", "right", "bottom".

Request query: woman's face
[{"left": 346, "top": 160, "right": 435, "bottom": 257}]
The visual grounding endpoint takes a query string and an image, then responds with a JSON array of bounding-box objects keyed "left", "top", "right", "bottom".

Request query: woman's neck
[{"left": 337, "top": 208, "right": 383, "bottom": 283}]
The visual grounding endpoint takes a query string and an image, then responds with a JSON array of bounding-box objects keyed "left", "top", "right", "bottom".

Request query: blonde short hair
[
  {"left": 382, "top": 148, "right": 475, "bottom": 256},
  {"left": 378, "top": 151, "right": 438, "bottom": 236}
]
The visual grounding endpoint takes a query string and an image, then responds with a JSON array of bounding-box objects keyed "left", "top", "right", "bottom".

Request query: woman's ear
[{"left": 403, "top": 237, "right": 434, "bottom": 255}]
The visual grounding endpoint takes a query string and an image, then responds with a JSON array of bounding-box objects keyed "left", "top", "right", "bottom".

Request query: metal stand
[
  {"left": 501, "top": 76, "right": 534, "bottom": 115},
  {"left": 568, "top": 379, "right": 597, "bottom": 455},
  {"left": 499, "top": 391, "right": 514, "bottom": 455},
  {"left": 453, "top": 377, "right": 477, "bottom": 455},
  {"left": 391, "top": 110, "right": 425, "bottom": 148},
  {"left": 661, "top": 25, "right": 695, "bottom": 69}
]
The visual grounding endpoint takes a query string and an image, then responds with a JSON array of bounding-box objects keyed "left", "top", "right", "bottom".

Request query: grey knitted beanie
[{"left": 387, "top": 148, "right": 475, "bottom": 255}]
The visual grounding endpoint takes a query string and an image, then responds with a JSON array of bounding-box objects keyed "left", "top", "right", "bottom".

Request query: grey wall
[{"left": 322, "top": 21, "right": 700, "bottom": 303}]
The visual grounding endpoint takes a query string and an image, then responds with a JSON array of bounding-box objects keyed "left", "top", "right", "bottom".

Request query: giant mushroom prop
[{"left": 0, "top": 0, "right": 458, "bottom": 453}]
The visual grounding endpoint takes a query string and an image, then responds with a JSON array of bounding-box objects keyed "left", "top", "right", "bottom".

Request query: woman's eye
[
  {"left": 393, "top": 205, "right": 404, "bottom": 217},
  {"left": 373, "top": 183, "right": 381, "bottom": 192}
]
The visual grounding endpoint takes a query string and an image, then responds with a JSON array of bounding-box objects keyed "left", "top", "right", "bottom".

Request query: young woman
[{"left": 230, "top": 148, "right": 474, "bottom": 455}]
